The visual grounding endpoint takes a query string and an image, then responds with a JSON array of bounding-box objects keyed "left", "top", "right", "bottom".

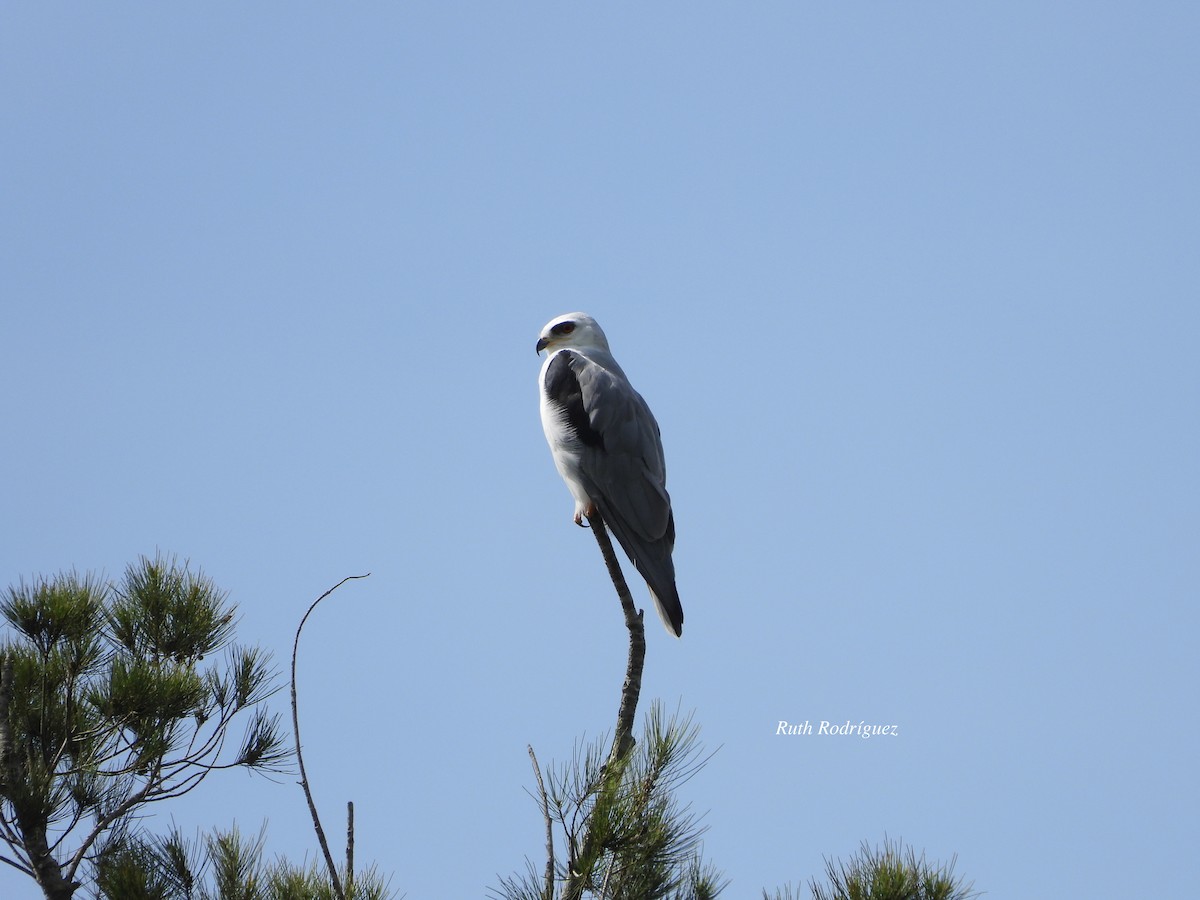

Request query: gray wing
[{"left": 549, "top": 350, "right": 683, "bottom": 636}]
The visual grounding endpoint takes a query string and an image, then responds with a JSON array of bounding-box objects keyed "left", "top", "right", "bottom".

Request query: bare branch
[
  {"left": 65, "top": 778, "right": 155, "bottom": 882},
  {"left": 0, "top": 851, "right": 34, "bottom": 876},
  {"left": 290, "top": 574, "right": 370, "bottom": 900},
  {"left": 587, "top": 512, "right": 646, "bottom": 769}
]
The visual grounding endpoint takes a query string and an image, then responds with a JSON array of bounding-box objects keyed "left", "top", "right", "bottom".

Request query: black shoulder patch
[{"left": 544, "top": 351, "right": 605, "bottom": 448}]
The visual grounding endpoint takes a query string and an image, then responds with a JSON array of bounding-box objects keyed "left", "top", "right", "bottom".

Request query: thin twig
[
  {"left": 291, "top": 574, "right": 370, "bottom": 900},
  {"left": 0, "top": 852, "right": 34, "bottom": 877},
  {"left": 528, "top": 745, "right": 554, "bottom": 900}
]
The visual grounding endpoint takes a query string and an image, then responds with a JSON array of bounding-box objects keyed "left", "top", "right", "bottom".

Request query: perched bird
[{"left": 536, "top": 312, "right": 683, "bottom": 637}]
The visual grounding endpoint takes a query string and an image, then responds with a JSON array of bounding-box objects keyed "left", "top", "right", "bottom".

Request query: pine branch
[{"left": 0, "top": 654, "right": 79, "bottom": 898}]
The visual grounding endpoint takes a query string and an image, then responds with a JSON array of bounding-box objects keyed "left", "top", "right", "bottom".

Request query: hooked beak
[{"left": 535, "top": 336, "right": 549, "bottom": 354}]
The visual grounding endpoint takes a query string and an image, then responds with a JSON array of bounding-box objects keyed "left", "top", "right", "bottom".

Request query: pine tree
[
  {"left": 0, "top": 555, "right": 287, "bottom": 899},
  {"left": 494, "top": 703, "right": 726, "bottom": 900},
  {"left": 764, "top": 836, "right": 979, "bottom": 900}
]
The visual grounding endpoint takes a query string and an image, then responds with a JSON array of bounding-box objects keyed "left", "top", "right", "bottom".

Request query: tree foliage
[
  {"left": 0, "top": 555, "right": 288, "bottom": 899},
  {"left": 764, "top": 836, "right": 979, "bottom": 900},
  {"left": 494, "top": 702, "right": 727, "bottom": 900},
  {"left": 92, "top": 823, "right": 391, "bottom": 900}
]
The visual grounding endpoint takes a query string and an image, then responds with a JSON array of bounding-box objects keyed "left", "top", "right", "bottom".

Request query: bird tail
[
  {"left": 597, "top": 505, "right": 684, "bottom": 638},
  {"left": 647, "top": 583, "right": 684, "bottom": 639}
]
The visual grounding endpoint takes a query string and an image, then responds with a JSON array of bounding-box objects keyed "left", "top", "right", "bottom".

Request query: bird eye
[{"left": 551, "top": 322, "right": 576, "bottom": 336}]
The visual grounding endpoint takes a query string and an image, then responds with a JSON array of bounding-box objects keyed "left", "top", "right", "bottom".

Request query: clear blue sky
[{"left": 2, "top": 3, "right": 1197, "bottom": 897}]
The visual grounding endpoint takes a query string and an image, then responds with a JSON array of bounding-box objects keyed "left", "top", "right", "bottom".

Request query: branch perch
[
  {"left": 588, "top": 512, "right": 646, "bottom": 768},
  {"left": 562, "top": 512, "right": 647, "bottom": 900}
]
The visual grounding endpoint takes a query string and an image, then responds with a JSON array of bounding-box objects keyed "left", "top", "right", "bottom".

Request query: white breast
[{"left": 539, "top": 351, "right": 594, "bottom": 520}]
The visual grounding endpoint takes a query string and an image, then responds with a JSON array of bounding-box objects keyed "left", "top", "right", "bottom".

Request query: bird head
[{"left": 536, "top": 312, "right": 611, "bottom": 355}]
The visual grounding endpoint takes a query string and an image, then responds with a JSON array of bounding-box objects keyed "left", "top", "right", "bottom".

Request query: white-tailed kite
[{"left": 536, "top": 313, "right": 683, "bottom": 637}]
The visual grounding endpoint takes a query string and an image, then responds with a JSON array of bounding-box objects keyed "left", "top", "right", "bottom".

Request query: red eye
[{"left": 551, "top": 321, "right": 576, "bottom": 336}]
